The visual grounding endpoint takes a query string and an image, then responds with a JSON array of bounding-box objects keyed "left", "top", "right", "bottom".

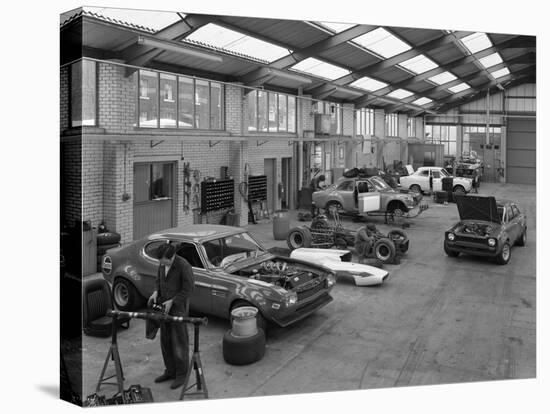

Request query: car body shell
[
  {"left": 290, "top": 248, "right": 389, "bottom": 286},
  {"left": 400, "top": 167, "right": 473, "bottom": 193},
  {"left": 444, "top": 196, "right": 527, "bottom": 261},
  {"left": 312, "top": 176, "right": 420, "bottom": 214},
  {"left": 101, "top": 224, "right": 335, "bottom": 328}
]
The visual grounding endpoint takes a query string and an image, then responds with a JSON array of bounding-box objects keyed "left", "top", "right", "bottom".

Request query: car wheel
[
  {"left": 496, "top": 242, "right": 511, "bottom": 265},
  {"left": 286, "top": 226, "right": 312, "bottom": 250},
  {"left": 409, "top": 184, "right": 422, "bottom": 194},
  {"left": 444, "top": 243, "right": 459, "bottom": 257},
  {"left": 373, "top": 238, "right": 396, "bottom": 263},
  {"left": 387, "top": 202, "right": 406, "bottom": 225},
  {"left": 387, "top": 229, "right": 409, "bottom": 253},
  {"left": 96, "top": 232, "right": 121, "bottom": 246},
  {"left": 517, "top": 229, "right": 527, "bottom": 246},
  {"left": 222, "top": 328, "right": 266, "bottom": 366},
  {"left": 230, "top": 302, "right": 267, "bottom": 334},
  {"left": 326, "top": 201, "right": 343, "bottom": 218},
  {"left": 112, "top": 278, "right": 142, "bottom": 311},
  {"left": 453, "top": 185, "right": 466, "bottom": 195}
]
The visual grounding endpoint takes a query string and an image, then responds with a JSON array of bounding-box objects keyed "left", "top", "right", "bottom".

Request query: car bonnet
[{"left": 455, "top": 195, "right": 501, "bottom": 224}]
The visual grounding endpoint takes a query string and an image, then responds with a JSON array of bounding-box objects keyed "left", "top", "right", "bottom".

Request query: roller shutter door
[{"left": 506, "top": 118, "right": 535, "bottom": 184}]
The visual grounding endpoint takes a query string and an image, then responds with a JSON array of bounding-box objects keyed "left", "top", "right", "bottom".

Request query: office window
[
  {"left": 194, "top": 79, "right": 210, "bottom": 129},
  {"left": 210, "top": 82, "right": 222, "bottom": 130},
  {"left": 178, "top": 77, "right": 194, "bottom": 128},
  {"left": 159, "top": 73, "right": 176, "bottom": 128},
  {"left": 356, "top": 108, "right": 374, "bottom": 136},
  {"left": 268, "top": 92, "right": 278, "bottom": 132},
  {"left": 407, "top": 117, "right": 417, "bottom": 137},
  {"left": 71, "top": 59, "right": 97, "bottom": 127},
  {"left": 139, "top": 70, "right": 159, "bottom": 127},
  {"left": 246, "top": 90, "right": 297, "bottom": 133},
  {"left": 247, "top": 91, "right": 257, "bottom": 131},
  {"left": 258, "top": 90, "right": 268, "bottom": 132},
  {"left": 278, "top": 94, "right": 287, "bottom": 132},
  {"left": 425, "top": 124, "right": 458, "bottom": 156},
  {"left": 385, "top": 113, "right": 398, "bottom": 137},
  {"left": 288, "top": 96, "right": 296, "bottom": 133}
]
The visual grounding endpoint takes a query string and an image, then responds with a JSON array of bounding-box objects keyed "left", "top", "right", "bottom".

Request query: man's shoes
[
  {"left": 154, "top": 372, "right": 175, "bottom": 383},
  {"left": 170, "top": 376, "right": 187, "bottom": 389}
]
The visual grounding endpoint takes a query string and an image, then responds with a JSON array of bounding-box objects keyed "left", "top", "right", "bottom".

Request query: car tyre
[
  {"left": 496, "top": 242, "right": 511, "bottom": 265},
  {"left": 517, "top": 229, "right": 527, "bottom": 246},
  {"left": 373, "top": 238, "right": 396, "bottom": 263},
  {"left": 97, "top": 232, "right": 121, "bottom": 246},
  {"left": 286, "top": 226, "right": 312, "bottom": 250},
  {"left": 113, "top": 278, "right": 143, "bottom": 311},
  {"left": 409, "top": 184, "right": 422, "bottom": 194},
  {"left": 453, "top": 185, "right": 466, "bottom": 195},
  {"left": 222, "top": 329, "right": 266, "bottom": 366},
  {"left": 387, "top": 230, "right": 409, "bottom": 253},
  {"left": 444, "top": 243, "right": 459, "bottom": 257}
]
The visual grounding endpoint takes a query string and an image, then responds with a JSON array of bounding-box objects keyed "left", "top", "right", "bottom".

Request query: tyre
[
  {"left": 453, "top": 185, "right": 466, "bottom": 195},
  {"left": 222, "top": 328, "right": 266, "bottom": 366},
  {"left": 387, "top": 229, "right": 409, "bottom": 253},
  {"left": 230, "top": 301, "right": 267, "bottom": 334},
  {"left": 373, "top": 238, "right": 396, "bottom": 263},
  {"left": 112, "top": 278, "right": 143, "bottom": 311},
  {"left": 409, "top": 184, "right": 422, "bottom": 194},
  {"left": 286, "top": 226, "right": 312, "bottom": 250},
  {"left": 517, "top": 229, "right": 527, "bottom": 246},
  {"left": 496, "top": 242, "right": 511, "bottom": 265},
  {"left": 444, "top": 243, "right": 459, "bottom": 257},
  {"left": 97, "top": 232, "right": 121, "bottom": 246}
]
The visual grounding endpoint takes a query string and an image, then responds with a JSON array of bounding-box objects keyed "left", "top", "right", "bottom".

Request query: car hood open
[{"left": 455, "top": 195, "right": 501, "bottom": 223}]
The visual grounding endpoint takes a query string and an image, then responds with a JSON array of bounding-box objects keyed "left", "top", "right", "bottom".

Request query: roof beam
[{"left": 241, "top": 67, "right": 313, "bottom": 87}]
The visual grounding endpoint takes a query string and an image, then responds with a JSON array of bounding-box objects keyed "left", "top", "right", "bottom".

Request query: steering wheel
[{"left": 210, "top": 256, "right": 222, "bottom": 266}]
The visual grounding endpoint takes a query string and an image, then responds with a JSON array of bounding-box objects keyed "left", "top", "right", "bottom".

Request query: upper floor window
[
  {"left": 425, "top": 124, "right": 458, "bottom": 156},
  {"left": 356, "top": 108, "right": 374, "bottom": 136},
  {"left": 70, "top": 59, "right": 97, "bottom": 127},
  {"left": 247, "top": 90, "right": 296, "bottom": 133},
  {"left": 314, "top": 101, "right": 343, "bottom": 135},
  {"left": 137, "top": 69, "right": 224, "bottom": 130},
  {"left": 385, "top": 113, "right": 398, "bottom": 137},
  {"left": 407, "top": 117, "right": 417, "bottom": 137}
]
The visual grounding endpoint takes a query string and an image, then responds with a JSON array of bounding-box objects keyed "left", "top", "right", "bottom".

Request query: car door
[
  {"left": 176, "top": 242, "right": 212, "bottom": 314},
  {"left": 416, "top": 170, "right": 430, "bottom": 191},
  {"left": 505, "top": 205, "right": 522, "bottom": 242},
  {"left": 431, "top": 169, "right": 443, "bottom": 191},
  {"left": 337, "top": 180, "right": 356, "bottom": 211},
  {"left": 356, "top": 179, "right": 381, "bottom": 213}
]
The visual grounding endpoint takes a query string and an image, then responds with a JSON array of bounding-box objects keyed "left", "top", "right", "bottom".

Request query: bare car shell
[{"left": 101, "top": 224, "right": 335, "bottom": 327}]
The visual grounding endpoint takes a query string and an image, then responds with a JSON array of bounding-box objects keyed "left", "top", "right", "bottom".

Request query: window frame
[
  {"left": 246, "top": 89, "right": 297, "bottom": 133},
  {"left": 385, "top": 113, "right": 399, "bottom": 137},
  {"left": 70, "top": 59, "right": 98, "bottom": 128}
]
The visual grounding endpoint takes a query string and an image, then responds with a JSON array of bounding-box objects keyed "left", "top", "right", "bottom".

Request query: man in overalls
[{"left": 148, "top": 243, "right": 195, "bottom": 389}]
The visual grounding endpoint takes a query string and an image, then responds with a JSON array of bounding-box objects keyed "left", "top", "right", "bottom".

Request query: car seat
[{"left": 83, "top": 278, "right": 130, "bottom": 337}]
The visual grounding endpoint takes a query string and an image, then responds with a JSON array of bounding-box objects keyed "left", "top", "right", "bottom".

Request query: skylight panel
[
  {"left": 386, "top": 89, "right": 414, "bottom": 99},
  {"left": 448, "top": 83, "right": 470, "bottom": 93},
  {"left": 352, "top": 27, "right": 412, "bottom": 58},
  {"left": 412, "top": 97, "right": 433, "bottom": 106},
  {"left": 399, "top": 54, "right": 438, "bottom": 74},
  {"left": 478, "top": 52, "right": 503, "bottom": 69},
  {"left": 460, "top": 32, "right": 492, "bottom": 54},
  {"left": 290, "top": 57, "right": 350, "bottom": 80},
  {"left": 185, "top": 23, "right": 291, "bottom": 63},
  {"left": 83, "top": 6, "right": 181, "bottom": 32},
  {"left": 317, "top": 21, "right": 356, "bottom": 33},
  {"left": 428, "top": 71, "right": 457, "bottom": 85},
  {"left": 490, "top": 67, "right": 510, "bottom": 79},
  {"left": 350, "top": 76, "right": 388, "bottom": 91}
]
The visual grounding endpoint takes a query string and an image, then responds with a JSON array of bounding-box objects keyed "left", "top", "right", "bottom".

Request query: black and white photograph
[{"left": 4, "top": 0, "right": 548, "bottom": 412}]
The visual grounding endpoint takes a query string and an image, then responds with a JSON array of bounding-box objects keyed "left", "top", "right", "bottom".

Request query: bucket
[
  {"left": 230, "top": 306, "right": 259, "bottom": 337},
  {"left": 272, "top": 209, "right": 290, "bottom": 240}
]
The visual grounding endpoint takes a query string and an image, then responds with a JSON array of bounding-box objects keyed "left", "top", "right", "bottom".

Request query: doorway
[
  {"left": 264, "top": 158, "right": 277, "bottom": 214},
  {"left": 281, "top": 157, "right": 291, "bottom": 209}
]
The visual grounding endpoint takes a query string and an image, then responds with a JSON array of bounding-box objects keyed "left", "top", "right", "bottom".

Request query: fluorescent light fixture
[
  {"left": 317, "top": 21, "right": 356, "bottom": 33},
  {"left": 490, "top": 67, "right": 510, "bottom": 79},
  {"left": 185, "top": 23, "right": 291, "bottom": 63},
  {"left": 350, "top": 76, "right": 388, "bottom": 91},
  {"left": 448, "top": 82, "right": 470, "bottom": 93},
  {"left": 428, "top": 71, "right": 457, "bottom": 85},
  {"left": 352, "top": 27, "right": 411, "bottom": 58},
  {"left": 399, "top": 54, "right": 438, "bottom": 74},
  {"left": 386, "top": 88, "right": 414, "bottom": 99},
  {"left": 460, "top": 32, "right": 492, "bottom": 54},
  {"left": 412, "top": 97, "right": 433, "bottom": 106},
  {"left": 290, "top": 57, "right": 351, "bottom": 80},
  {"left": 137, "top": 36, "right": 223, "bottom": 62},
  {"left": 478, "top": 52, "right": 503, "bottom": 68}
]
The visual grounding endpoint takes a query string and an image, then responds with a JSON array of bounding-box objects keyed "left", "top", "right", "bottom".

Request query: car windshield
[
  {"left": 369, "top": 176, "right": 391, "bottom": 191},
  {"left": 202, "top": 232, "right": 267, "bottom": 268}
]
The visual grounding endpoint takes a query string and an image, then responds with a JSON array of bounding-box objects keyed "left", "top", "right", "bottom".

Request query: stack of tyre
[
  {"left": 96, "top": 231, "right": 121, "bottom": 272},
  {"left": 223, "top": 306, "right": 266, "bottom": 365}
]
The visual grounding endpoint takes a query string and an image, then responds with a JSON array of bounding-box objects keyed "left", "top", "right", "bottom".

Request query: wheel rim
[
  {"left": 114, "top": 283, "right": 129, "bottom": 307},
  {"left": 502, "top": 244, "right": 510, "bottom": 261},
  {"left": 291, "top": 233, "right": 303, "bottom": 248},
  {"left": 390, "top": 209, "right": 404, "bottom": 223},
  {"left": 377, "top": 245, "right": 391, "bottom": 261}
]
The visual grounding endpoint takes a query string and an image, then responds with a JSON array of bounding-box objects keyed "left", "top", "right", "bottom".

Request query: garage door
[{"left": 506, "top": 118, "right": 536, "bottom": 184}]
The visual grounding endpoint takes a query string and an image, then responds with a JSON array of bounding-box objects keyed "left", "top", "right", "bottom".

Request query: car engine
[
  {"left": 458, "top": 222, "right": 494, "bottom": 237},
  {"left": 237, "top": 260, "right": 315, "bottom": 289}
]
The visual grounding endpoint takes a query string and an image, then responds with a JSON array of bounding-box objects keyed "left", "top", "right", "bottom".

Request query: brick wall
[
  {"left": 60, "top": 66, "right": 69, "bottom": 132},
  {"left": 61, "top": 140, "right": 82, "bottom": 227},
  {"left": 342, "top": 104, "right": 354, "bottom": 136},
  {"left": 82, "top": 140, "right": 104, "bottom": 227},
  {"left": 98, "top": 63, "right": 137, "bottom": 134},
  {"left": 300, "top": 96, "right": 315, "bottom": 133},
  {"left": 225, "top": 84, "right": 243, "bottom": 135}
]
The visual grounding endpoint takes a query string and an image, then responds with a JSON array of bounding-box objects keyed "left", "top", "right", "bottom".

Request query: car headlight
[
  {"left": 447, "top": 233, "right": 455, "bottom": 241},
  {"left": 327, "top": 273, "right": 336, "bottom": 288},
  {"left": 284, "top": 292, "right": 298, "bottom": 307},
  {"left": 488, "top": 238, "right": 496, "bottom": 247}
]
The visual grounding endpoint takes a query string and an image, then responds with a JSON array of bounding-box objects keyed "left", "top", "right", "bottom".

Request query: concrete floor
[{"left": 79, "top": 182, "right": 536, "bottom": 403}]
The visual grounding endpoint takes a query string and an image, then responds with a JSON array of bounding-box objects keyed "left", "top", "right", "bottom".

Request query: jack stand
[
  {"left": 179, "top": 321, "right": 208, "bottom": 400},
  {"left": 95, "top": 315, "right": 125, "bottom": 396}
]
